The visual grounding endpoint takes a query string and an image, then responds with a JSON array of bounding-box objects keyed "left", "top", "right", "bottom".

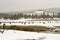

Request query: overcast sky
[{"left": 0, "top": 0, "right": 60, "bottom": 12}]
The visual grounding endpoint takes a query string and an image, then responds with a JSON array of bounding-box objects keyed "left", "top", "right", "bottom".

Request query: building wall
[{"left": 34, "top": 11, "right": 44, "bottom": 15}]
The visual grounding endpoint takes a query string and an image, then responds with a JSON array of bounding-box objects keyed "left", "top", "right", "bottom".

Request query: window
[
  {"left": 10, "top": 22, "right": 11, "bottom": 24},
  {"left": 32, "top": 22, "right": 34, "bottom": 24},
  {"left": 43, "top": 22, "right": 45, "bottom": 24},
  {"left": 0, "top": 22, "right": 1, "bottom": 24},
  {"left": 39, "top": 22, "right": 41, "bottom": 23},
  {"left": 28, "top": 22, "right": 30, "bottom": 24},
  {"left": 48, "top": 21, "right": 51, "bottom": 23}
]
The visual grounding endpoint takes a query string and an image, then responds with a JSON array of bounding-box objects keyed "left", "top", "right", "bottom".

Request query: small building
[
  {"left": 34, "top": 10, "right": 44, "bottom": 15},
  {"left": 23, "top": 10, "right": 44, "bottom": 16}
]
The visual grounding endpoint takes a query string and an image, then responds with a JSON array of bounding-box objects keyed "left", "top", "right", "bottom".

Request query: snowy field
[
  {"left": 0, "top": 30, "right": 60, "bottom": 40},
  {"left": 0, "top": 19, "right": 60, "bottom": 28},
  {"left": 0, "top": 19, "right": 60, "bottom": 40}
]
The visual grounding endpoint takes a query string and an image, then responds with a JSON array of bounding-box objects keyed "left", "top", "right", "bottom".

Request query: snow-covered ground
[
  {"left": 0, "top": 30, "right": 60, "bottom": 40},
  {"left": 0, "top": 19, "right": 60, "bottom": 28},
  {"left": 0, "top": 19, "right": 60, "bottom": 40}
]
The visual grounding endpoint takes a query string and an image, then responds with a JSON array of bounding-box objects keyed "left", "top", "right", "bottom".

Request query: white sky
[{"left": 0, "top": 0, "right": 60, "bottom": 12}]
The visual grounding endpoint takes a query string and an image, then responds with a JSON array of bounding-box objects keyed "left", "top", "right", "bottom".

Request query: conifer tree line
[{"left": 0, "top": 13, "right": 59, "bottom": 20}]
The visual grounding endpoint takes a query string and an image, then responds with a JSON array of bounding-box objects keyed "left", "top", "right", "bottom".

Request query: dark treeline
[
  {"left": 58, "top": 12, "right": 60, "bottom": 18},
  {"left": 0, "top": 13, "right": 59, "bottom": 20},
  {"left": 3, "top": 13, "right": 23, "bottom": 20}
]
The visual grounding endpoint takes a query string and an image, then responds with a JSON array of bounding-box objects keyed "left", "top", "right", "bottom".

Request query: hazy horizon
[{"left": 0, "top": 0, "right": 60, "bottom": 12}]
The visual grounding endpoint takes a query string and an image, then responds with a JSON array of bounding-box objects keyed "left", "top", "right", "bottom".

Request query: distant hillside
[
  {"left": 0, "top": 8, "right": 60, "bottom": 19},
  {"left": 24, "top": 8, "right": 60, "bottom": 14},
  {"left": 44, "top": 8, "right": 60, "bottom": 13}
]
